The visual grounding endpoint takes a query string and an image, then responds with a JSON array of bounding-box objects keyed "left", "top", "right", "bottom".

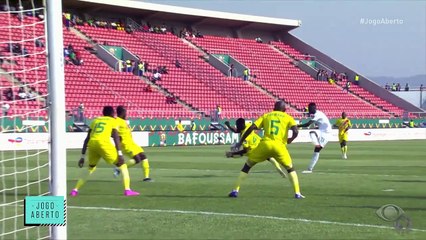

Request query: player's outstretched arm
[
  {"left": 224, "top": 121, "right": 238, "bottom": 133},
  {"left": 112, "top": 129, "right": 124, "bottom": 166},
  {"left": 287, "top": 126, "right": 299, "bottom": 144},
  {"left": 297, "top": 120, "right": 314, "bottom": 128},
  {"left": 235, "top": 123, "right": 257, "bottom": 149},
  {"left": 79, "top": 130, "right": 91, "bottom": 168}
]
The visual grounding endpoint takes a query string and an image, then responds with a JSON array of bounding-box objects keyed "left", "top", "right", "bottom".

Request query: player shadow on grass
[
  {"left": 382, "top": 179, "right": 426, "bottom": 183},
  {"left": 146, "top": 194, "right": 228, "bottom": 198},
  {"left": 330, "top": 205, "right": 426, "bottom": 211},
  {"left": 317, "top": 193, "right": 425, "bottom": 200},
  {"left": 168, "top": 174, "right": 219, "bottom": 178}
]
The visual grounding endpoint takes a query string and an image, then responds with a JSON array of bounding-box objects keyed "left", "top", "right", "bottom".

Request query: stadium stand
[
  {"left": 0, "top": 8, "right": 412, "bottom": 121},
  {"left": 271, "top": 41, "right": 405, "bottom": 116},
  {"left": 190, "top": 35, "right": 395, "bottom": 118},
  {"left": 62, "top": 28, "right": 193, "bottom": 119},
  {"left": 0, "top": 13, "right": 47, "bottom": 118},
  {"left": 75, "top": 25, "right": 282, "bottom": 119}
]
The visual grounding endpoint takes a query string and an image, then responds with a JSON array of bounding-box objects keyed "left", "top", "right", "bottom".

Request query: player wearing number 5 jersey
[
  {"left": 229, "top": 101, "right": 304, "bottom": 199},
  {"left": 70, "top": 106, "right": 139, "bottom": 196},
  {"left": 297, "top": 102, "right": 332, "bottom": 173}
]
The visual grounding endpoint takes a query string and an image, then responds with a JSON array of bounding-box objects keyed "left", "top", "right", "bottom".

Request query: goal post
[{"left": 46, "top": 0, "right": 67, "bottom": 238}]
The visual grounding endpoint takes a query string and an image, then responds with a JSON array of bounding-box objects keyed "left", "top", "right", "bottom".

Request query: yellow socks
[
  {"left": 268, "top": 158, "right": 287, "bottom": 178},
  {"left": 288, "top": 171, "right": 301, "bottom": 194},
  {"left": 119, "top": 164, "right": 131, "bottom": 190},
  {"left": 234, "top": 172, "right": 248, "bottom": 191},
  {"left": 142, "top": 160, "right": 150, "bottom": 179},
  {"left": 74, "top": 167, "right": 96, "bottom": 190}
]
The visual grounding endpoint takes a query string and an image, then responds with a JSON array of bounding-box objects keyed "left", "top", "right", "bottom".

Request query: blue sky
[{"left": 143, "top": 0, "right": 426, "bottom": 78}]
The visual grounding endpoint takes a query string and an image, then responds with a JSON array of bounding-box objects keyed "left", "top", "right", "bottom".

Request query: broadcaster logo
[{"left": 376, "top": 204, "right": 411, "bottom": 233}]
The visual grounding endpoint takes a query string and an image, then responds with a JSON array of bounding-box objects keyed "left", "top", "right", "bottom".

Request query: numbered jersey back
[
  {"left": 89, "top": 116, "right": 117, "bottom": 141},
  {"left": 254, "top": 111, "right": 296, "bottom": 143}
]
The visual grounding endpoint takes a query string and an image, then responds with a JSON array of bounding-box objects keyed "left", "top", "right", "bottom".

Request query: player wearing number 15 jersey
[
  {"left": 228, "top": 101, "right": 304, "bottom": 199},
  {"left": 70, "top": 106, "right": 139, "bottom": 197}
]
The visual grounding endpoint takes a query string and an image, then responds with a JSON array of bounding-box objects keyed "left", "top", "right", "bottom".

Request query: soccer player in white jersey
[{"left": 297, "top": 102, "right": 332, "bottom": 173}]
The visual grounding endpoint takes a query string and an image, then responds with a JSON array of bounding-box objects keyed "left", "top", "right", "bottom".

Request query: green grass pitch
[{"left": 2, "top": 140, "right": 426, "bottom": 239}]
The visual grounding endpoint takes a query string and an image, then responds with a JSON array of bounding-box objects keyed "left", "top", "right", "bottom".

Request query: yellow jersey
[
  {"left": 89, "top": 116, "right": 117, "bottom": 142},
  {"left": 335, "top": 117, "right": 352, "bottom": 135},
  {"left": 116, "top": 117, "right": 133, "bottom": 144},
  {"left": 177, "top": 123, "right": 184, "bottom": 132},
  {"left": 241, "top": 125, "right": 260, "bottom": 152},
  {"left": 254, "top": 111, "right": 296, "bottom": 144}
]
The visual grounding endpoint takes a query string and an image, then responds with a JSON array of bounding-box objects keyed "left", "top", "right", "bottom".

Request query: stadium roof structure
[{"left": 64, "top": 0, "right": 301, "bottom": 32}]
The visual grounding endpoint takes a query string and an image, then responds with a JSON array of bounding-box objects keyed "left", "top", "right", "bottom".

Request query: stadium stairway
[{"left": 63, "top": 27, "right": 195, "bottom": 119}]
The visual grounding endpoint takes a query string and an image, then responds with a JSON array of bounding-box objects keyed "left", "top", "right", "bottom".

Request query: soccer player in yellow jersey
[
  {"left": 114, "top": 106, "right": 152, "bottom": 181},
  {"left": 224, "top": 118, "right": 287, "bottom": 178},
  {"left": 229, "top": 101, "right": 304, "bottom": 199},
  {"left": 334, "top": 112, "right": 352, "bottom": 159},
  {"left": 70, "top": 106, "right": 139, "bottom": 196}
]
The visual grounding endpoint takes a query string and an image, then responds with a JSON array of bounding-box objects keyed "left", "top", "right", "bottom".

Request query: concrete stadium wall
[
  {"left": 392, "top": 91, "right": 426, "bottom": 109},
  {"left": 1, "top": 129, "right": 424, "bottom": 151},
  {"left": 280, "top": 34, "right": 423, "bottom": 112}
]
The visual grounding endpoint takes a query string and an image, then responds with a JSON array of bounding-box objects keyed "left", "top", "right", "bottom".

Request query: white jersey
[{"left": 310, "top": 110, "right": 332, "bottom": 133}]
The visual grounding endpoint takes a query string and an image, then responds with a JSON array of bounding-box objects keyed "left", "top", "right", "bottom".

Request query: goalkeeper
[{"left": 224, "top": 118, "right": 287, "bottom": 178}]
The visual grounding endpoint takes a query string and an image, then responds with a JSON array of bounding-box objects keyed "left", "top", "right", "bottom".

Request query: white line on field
[{"left": 68, "top": 205, "right": 426, "bottom": 232}]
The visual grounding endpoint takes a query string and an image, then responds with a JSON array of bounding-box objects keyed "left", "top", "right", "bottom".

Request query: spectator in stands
[
  {"left": 18, "top": 87, "right": 27, "bottom": 99},
  {"left": 2, "top": 102, "right": 10, "bottom": 116},
  {"left": 125, "top": 24, "right": 134, "bottom": 34},
  {"left": 36, "top": 10, "right": 44, "bottom": 20},
  {"left": 16, "top": 5, "right": 24, "bottom": 22},
  {"left": 160, "top": 23, "right": 167, "bottom": 33},
  {"left": 316, "top": 69, "right": 321, "bottom": 80},
  {"left": 166, "top": 95, "right": 177, "bottom": 104},
  {"left": 152, "top": 70, "right": 162, "bottom": 83},
  {"left": 243, "top": 68, "right": 249, "bottom": 81},
  {"left": 175, "top": 59, "right": 182, "bottom": 68},
  {"left": 384, "top": 83, "right": 390, "bottom": 90},
  {"left": 0, "top": 53, "right": 3, "bottom": 65},
  {"left": 4, "top": 88, "right": 13, "bottom": 101},
  {"left": 229, "top": 64, "right": 235, "bottom": 77},
  {"left": 75, "top": 51, "right": 83, "bottom": 65},
  {"left": 216, "top": 105, "right": 222, "bottom": 120},
  {"left": 409, "top": 119, "right": 415, "bottom": 128},
  {"left": 255, "top": 37, "right": 263, "bottom": 43},
  {"left": 125, "top": 59, "right": 132, "bottom": 72},
  {"left": 391, "top": 83, "right": 396, "bottom": 91},
  {"left": 420, "top": 84, "right": 424, "bottom": 92},
  {"left": 27, "top": 89, "right": 35, "bottom": 101},
  {"left": 195, "top": 30, "right": 203, "bottom": 38},
  {"left": 35, "top": 38, "right": 44, "bottom": 48},
  {"left": 78, "top": 102, "right": 85, "bottom": 122},
  {"left": 158, "top": 66, "right": 168, "bottom": 74},
  {"left": 396, "top": 83, "right": 401, "bottom": 91},
  {"left": 75, "top": 16, "right": 84, "bottom": 26},
  {"left": 331, "top": 71, "right": 337, "bottom": 81},
  {"left": 137, "top": 61, "right": 145, "bottom": 76},
  {"left": 405, "top": 83, "right": 410, "bottom": 91},
  {"left": 354, "top": 74, "right": 360, "bottom": 85},
  {"left": 344, "top": 81, "right": 351, "bottom": 92},
  {"left": 63, "top": 12, "right": 71, "bottom": 30}
]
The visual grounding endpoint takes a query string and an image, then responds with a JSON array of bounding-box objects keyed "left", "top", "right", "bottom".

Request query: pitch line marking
[{"left": 68, "top": 205, "right": 426, "bottom": 232}]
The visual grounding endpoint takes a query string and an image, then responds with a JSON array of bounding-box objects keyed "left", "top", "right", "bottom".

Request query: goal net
[{"left": 0, "top": 0, "right": 65, "bottom": 239}]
